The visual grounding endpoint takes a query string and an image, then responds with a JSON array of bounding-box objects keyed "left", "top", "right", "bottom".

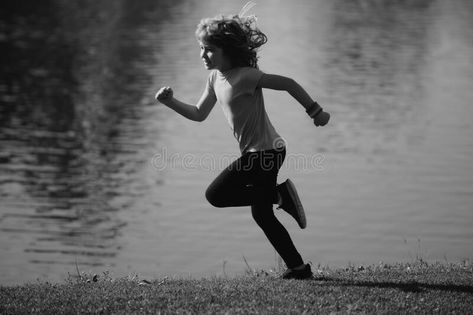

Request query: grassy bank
[{"left": 1, "top": 262, "right": 472, "bottom": 314}]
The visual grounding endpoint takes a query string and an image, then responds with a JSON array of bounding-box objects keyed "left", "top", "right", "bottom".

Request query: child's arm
[
  {"left": 257, "top": 74, "right": 330, "bottom": 126},
  {"left": 155, "top": 86, "right": 216, "bottom": 122}
]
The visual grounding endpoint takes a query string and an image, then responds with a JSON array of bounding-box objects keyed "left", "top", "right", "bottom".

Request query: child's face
[{"left": 199, "top": 41, "right": 231, "bottom": 71}]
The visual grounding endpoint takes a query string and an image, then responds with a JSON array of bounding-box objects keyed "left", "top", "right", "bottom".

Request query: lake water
[{"left": 1, "top": 0, "right": 473, "bottom": 285}]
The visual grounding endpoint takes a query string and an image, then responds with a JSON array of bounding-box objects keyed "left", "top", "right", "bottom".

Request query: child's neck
[
  {"left": 218, "top": 65, "right": 234, "bottom": 73},
  {"left": 217, "top": 59, "right": 236, "bottom": 73}
]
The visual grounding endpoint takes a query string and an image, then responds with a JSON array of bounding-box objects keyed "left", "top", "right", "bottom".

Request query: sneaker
[
  {"left": 282, "top": 264, "right": 313, "bottom": 280},
  {"left": 277, "top": 179, "right": 306, "bottom": 229}
]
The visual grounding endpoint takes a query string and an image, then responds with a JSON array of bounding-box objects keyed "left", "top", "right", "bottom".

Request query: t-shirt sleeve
[
  {"left": 242, "top": 67, "right": 264, "bottom": 95},
  {"left": 206, "top": 70, "right": 216, "bottom": 95}
]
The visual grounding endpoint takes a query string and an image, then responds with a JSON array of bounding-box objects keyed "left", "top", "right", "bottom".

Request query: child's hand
[
  {"left": 313, "top": 111, "right": 330, "bottom": 127},
  {"left": 306, "top": 102, "right": 330, "bottom": 127},
  {"left": 155, "top": 86, "right": 174, "bottom": 104}
]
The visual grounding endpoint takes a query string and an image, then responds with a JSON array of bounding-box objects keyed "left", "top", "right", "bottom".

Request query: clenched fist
[
  {"left": 313, "top": 111, "right": 330, "bottom": 127},
  {"left": 155, "top": 86, "right": 174, "bottom": 104},
  {"left": 306, "top": 102, "right": 330, "bottom": 127}
]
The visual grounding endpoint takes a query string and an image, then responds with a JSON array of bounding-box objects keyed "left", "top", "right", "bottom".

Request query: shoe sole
[{"left": 285, "top": 179, "right": 306, "bottom": 229}]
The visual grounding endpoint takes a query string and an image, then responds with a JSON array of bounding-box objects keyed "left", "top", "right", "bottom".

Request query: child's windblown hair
[{"left": 195, "top": 6, "right": 267, "bottom": 69}]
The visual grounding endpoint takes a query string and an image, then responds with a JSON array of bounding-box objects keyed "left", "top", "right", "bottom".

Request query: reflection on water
[
  {"left": 0, "top": 0, "right": 166, "bottom": 283},
  {"left": 1, "top": 0, "right": 473, "bottom": 285},
  {"left": 308, "top": 0, "right": 473, "bottom": 265}
]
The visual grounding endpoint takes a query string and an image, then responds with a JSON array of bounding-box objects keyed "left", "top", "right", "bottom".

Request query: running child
[{"left": 155, "top": 3, "right": 330, "bottom": 279}]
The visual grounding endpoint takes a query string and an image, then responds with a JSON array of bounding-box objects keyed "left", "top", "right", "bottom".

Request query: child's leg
[
  {"left": 205, "top": 151, "right": 278, "bottom": 207},
  {"left": 251, "top": 202, "right": 304, "bottom": 269},
  {"left": 206, "top": 149, "right": 305, "bottom": 269},
  {"left": 249, "top": 149, "right": 304, "bottom": 269}
]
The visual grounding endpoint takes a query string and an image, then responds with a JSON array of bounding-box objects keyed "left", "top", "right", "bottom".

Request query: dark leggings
[{"left": 205, "top": 148, "right": 304, "bottom": 269}]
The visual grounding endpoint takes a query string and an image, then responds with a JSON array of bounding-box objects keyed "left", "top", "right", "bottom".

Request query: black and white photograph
[{"left": 1, "top": 0, "right": 472, "bottom": 313}]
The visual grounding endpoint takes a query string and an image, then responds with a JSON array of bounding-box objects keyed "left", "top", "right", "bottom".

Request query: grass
[{"left": 1, "top": 261, "right": 472, "bottom": 314}]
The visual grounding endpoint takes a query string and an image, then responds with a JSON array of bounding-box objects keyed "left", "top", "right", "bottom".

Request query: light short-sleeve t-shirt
[{"left": 207, "top": 67, "right": 285, "bottom": 154}]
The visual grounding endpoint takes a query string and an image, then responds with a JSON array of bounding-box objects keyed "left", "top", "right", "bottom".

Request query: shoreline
[{"left": 1, "top": 262, "right": 472, "bottom": 314}]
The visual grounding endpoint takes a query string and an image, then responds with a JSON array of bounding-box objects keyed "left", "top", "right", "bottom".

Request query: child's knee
[{"left": 205, "top": 185, "right": 224, "bottom": 208}]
